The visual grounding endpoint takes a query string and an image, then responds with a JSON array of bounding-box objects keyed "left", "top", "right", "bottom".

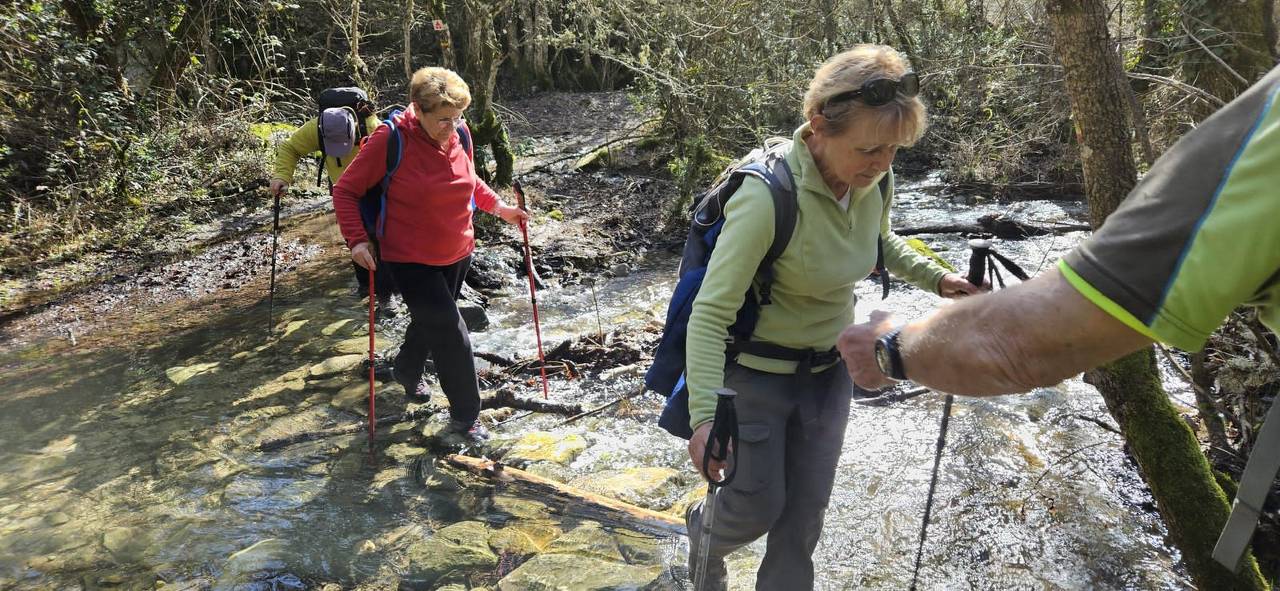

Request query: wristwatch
[{"left": 874, "top": 328, "right": 907, "bottom": 381}]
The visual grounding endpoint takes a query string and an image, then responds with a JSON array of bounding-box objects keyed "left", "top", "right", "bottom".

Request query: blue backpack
[
  {"left": 646, "top": 140, "right": 891, "bottom": 439},
  {"left": 358, "top": 109, "right": 474, "bottom": 239}
]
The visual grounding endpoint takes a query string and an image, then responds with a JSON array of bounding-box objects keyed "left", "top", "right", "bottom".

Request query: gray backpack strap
[{"left": 1213, "top": 399, "right": 1280, "bottom": 571}]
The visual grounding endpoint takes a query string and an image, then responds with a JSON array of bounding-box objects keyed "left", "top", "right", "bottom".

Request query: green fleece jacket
[
  {"left": 271, "top": 115, "right": 382, "bottom": 185},
  {"left": 685, "top": 124, "right": 951, "bottom": 429}
]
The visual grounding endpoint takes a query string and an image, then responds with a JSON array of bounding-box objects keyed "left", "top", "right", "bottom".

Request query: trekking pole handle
[
  {"left": 703, "top": 388, "right": 739, "bottom": 486},
  {"left": 513, "top": 180, "right": 527, "bottom": 211},
  {"left": 966, "top": 238, "right": 991, "bottom": 287}
]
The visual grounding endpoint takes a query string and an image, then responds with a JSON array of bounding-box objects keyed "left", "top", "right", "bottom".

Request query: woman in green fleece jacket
[{"left": 683, "top": 45, "right": 980, "bottom": 590}]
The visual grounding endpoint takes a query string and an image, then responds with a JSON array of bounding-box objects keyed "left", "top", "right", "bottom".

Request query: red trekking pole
[
  {"left": 367, "top": 264, "right": 377, "bottom": 437},
  {"left": 513, "top": 181, "right": 550, "bottom": 400}
]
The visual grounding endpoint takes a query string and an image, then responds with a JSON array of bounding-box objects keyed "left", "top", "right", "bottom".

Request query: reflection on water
[{"left": 0, "top": 175, "right": 1189, "bottom": 590}]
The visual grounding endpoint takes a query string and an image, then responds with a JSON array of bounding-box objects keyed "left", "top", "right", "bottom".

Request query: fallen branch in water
[
  {"left": 897, "top": 214, "right": 1090, "bottom": 239},
  {"left": 482, "top": 387, "right": 583, "bottom": 415},
  {"left": 558, "top": 384, "right": 648, "bottom": 426},
  {"left": 852, "top": 386, "right": 931, "bottom": 407},
  {"left": 445, "top": 453, "right": 686, "bottom": 537}
]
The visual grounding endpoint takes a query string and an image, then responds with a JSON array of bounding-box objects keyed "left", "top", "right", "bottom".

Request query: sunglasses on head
[{"left": 824, "top": 72, "right": 920, "bottom": 109}]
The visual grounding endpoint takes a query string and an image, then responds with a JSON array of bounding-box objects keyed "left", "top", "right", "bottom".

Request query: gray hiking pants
[{"left": 688, "top": 360, "right": 854, "bottom": 590}]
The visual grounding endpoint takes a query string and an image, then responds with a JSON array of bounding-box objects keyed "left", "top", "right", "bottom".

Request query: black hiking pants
[
  {"left": 353, "top": 239, "right": 397, "bottom": 300},
  {"left": 386, "top": 256, "right": 479, "bottom": 424}
]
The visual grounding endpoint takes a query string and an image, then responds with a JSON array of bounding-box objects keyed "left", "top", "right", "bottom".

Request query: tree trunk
[
  {"left": 427, "top": 0, "right": 456, "bottom": 69},
  {"left": 459, "top": 0, "right": 514, "bottom": 186},
  {"left": 149, "top": 0, "right": 212, "bottom": 94},
  {"left": 1046, "top": 1, "right": 1268, "bottom": 588},
  {"left": 348, "top": 0, "right": 371, "bottom": 90},
  {"left": 404, "top": 0, "right": 415, "bottom": 78},
  {"left": 1180, "top": 0, "right": 1274, "bottom": 119},
  {"left": 880, "top": 0, "right": 923, "bottom": 73}
]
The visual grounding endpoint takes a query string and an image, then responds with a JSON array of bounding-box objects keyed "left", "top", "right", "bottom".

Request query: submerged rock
[
  {"left": 502, "top": 431, "right": 588, "bottom": 466},
  {"left": 496, "top": 554, "right": 662, "bottom": 591},
  {"left": 165, "top": 362, "right": 220, "bottom": 385},
  {"left": 309, "top": 355, "right": 364, "bottom": 377},
  {"left": 403, "top": 521, "right": 498, "bottom": 586},
  {"left": 569, "top": 467, "right": 681, "bottom": 509}
]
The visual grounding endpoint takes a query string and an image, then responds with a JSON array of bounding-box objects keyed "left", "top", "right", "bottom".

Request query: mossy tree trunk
[
  {"left": 149, "top": 0, "right": 213, "bottom": 94},
  {"left": 1046, "top": 0, "right": 1268, "bottom": 588},
  {"left": 458, "top": 0, "right": 514, "bottom": 187}
]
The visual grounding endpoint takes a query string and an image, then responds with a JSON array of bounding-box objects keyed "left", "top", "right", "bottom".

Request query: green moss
[
  {"left": 905, "top": 238, "right": 956, "bottom": 272},
  {"left": 1090, "top": 350, "right": 1268, "bottom": 590},
  {"left": 249, "top": 122, "right": 296, "bottom": 143}
]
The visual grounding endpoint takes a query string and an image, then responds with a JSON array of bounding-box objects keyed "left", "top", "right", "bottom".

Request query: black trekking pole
[
  {"left": 909, "top": 239, "right": 1026, "bottom": 589},
  {"left": 694, "top": 388, "right": 739, "bottom": 591},
  {"left": 268, "top": 189, "right": 281, "bottom": 335}
]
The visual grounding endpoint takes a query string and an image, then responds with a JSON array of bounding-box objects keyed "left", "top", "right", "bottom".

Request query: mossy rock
[
  {"left": 905, "top": 238, "right": 956, "bottom": 272},
  {"left": 403, "top": 521, "right": 498, "bottom": 586}
]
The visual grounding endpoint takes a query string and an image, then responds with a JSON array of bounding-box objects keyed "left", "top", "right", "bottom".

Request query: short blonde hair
[
  {"left": 410, "top": 67, "right": 471, "bottom": 113},
  {"left": 803, "top": 45, "right": 927, "bottom": 146}
]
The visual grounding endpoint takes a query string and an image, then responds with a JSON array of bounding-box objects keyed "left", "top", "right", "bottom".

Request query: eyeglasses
[
  {"left": 435, "top": 114, "right": 465, "bottom": 127},
  {"left": 824, "top": 72, "right": 920, "bottom": 109}
]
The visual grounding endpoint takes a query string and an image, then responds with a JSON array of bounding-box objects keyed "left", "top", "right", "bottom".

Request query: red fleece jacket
[{"left": 332, "top": 108, "right": 501, "bottom": 266}]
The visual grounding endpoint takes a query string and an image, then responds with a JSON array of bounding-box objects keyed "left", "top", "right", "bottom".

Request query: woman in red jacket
[{"left": 332, "top": 67, "right": 527, "bottom": 443}]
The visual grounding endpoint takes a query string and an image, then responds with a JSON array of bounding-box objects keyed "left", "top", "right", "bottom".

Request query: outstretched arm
[{"left": 838, "top": 267, "right": 1154, "bottom": 396}]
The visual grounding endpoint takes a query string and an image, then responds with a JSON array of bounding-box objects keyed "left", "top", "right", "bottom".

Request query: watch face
[{"left": 875, "top": 341, "right": 893, "bottom": 374}]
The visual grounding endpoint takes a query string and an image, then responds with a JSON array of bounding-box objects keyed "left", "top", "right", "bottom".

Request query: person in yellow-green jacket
[
  {"left": 269, "top": 102, "right": 393, "bottom": 308},
  {"left": 682, "top": 45, "right": 981, "bottom": 590}
]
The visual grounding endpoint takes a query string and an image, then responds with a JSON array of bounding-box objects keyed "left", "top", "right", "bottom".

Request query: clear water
[{"left": 0, "top": 174, "right": 1189, "bottom": 590}]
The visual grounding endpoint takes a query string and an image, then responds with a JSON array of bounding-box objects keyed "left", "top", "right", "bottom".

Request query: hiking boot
[
  {"left": 685, "top": 498, "right": 728, "bottom": 590},
  {"left": 391, "top": 366, "right": 431, "bottom": 403},
  {"left": 448, "top": 419, "right": 491, "bottom": 444}
]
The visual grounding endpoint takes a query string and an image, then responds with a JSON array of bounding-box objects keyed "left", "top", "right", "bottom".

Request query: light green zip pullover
[{"left": 685, "top": 124, "right": 951, "bottom": 429}]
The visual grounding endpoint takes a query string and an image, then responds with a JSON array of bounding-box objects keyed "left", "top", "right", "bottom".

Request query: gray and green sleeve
[{"left": 1062, "top": 66, "right": 1280, "bottom": 350}]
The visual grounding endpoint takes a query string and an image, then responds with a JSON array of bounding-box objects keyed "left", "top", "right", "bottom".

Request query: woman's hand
[
  {"left": 687, "top": 422, "right": 730, "bottom": 483},
  {"left": 268, "top": 178, "right": 289, "bottom": 197},
  {"left": 351, "top": 241, "right": 377, "bottom": 271},
  {"left": 496, "top": 203, "right": 530, "bottom": 227},
  {"left": 838, "top": 309, "right": 898, "bottom": 390},
  {"left": 938, "top": 273, "right": 984, "bottom": 299}
]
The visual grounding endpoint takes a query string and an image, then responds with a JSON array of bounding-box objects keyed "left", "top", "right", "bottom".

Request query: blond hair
[
  {"left": 409, "top": 67, "right": 471, "bottom": 113},
  {"left": 802, "top": 45, "right": 927, "bottom": 146}
]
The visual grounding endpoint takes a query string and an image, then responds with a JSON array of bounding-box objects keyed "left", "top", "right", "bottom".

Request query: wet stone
[
  {"left": 309, "top": 354, "right": 364, "bottom": 377},
  {"left": 164, "top": 362, "right": 220, "bottom": 385},
  {"left": 569, "top": 467, "right": 681, "bottom": 510},
  {"left": 278, "top": 319, "right": 310, "bottom": 340},
  {"left": 502, "top": 431, "right": 588, "bottom": 466},
  {"left": 321, "top": 319, "right": 354, "bottom": 336},
  {"left": 458, "top": 301, "right": 490, "bottom": 332},
  {"left": 403, "top": 521, "right": 498, "bottom": 586},
  {"left": 217, "top": 538, "right": 294, "bottom": 588},
  {"left": 496, "top": 554, "right": 663, "bottom": 591},
  {"left": 102, "top": 527, "right": 151, "bottom": 561},
  {"left": 543, "top": 522, "right": 623, "bottom": 562},
  {"left": 487, "top": 528, "right": 541, "bottom": 559},
  {"left": 331, "top": 335, "right": 387, "bottom": 356}
]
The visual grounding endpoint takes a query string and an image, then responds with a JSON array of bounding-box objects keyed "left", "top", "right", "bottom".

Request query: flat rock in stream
[
  {"left": 502, "top": 431, "right": 588, "bottom": 466},
  {"left": 403, "top": 521, "right": 498, "bottom": 586},
  {"left": 568, "top": 467, "right": 681, "bottom": 510},
  {"left": 165, "top": 362, "right": 221, "bottom": 386},
  {"left": 309, "top": 354, "right": 364, "bottom": 377},
  {"left": 497, "top": 523, "right": 663, "bottom": 591}
]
